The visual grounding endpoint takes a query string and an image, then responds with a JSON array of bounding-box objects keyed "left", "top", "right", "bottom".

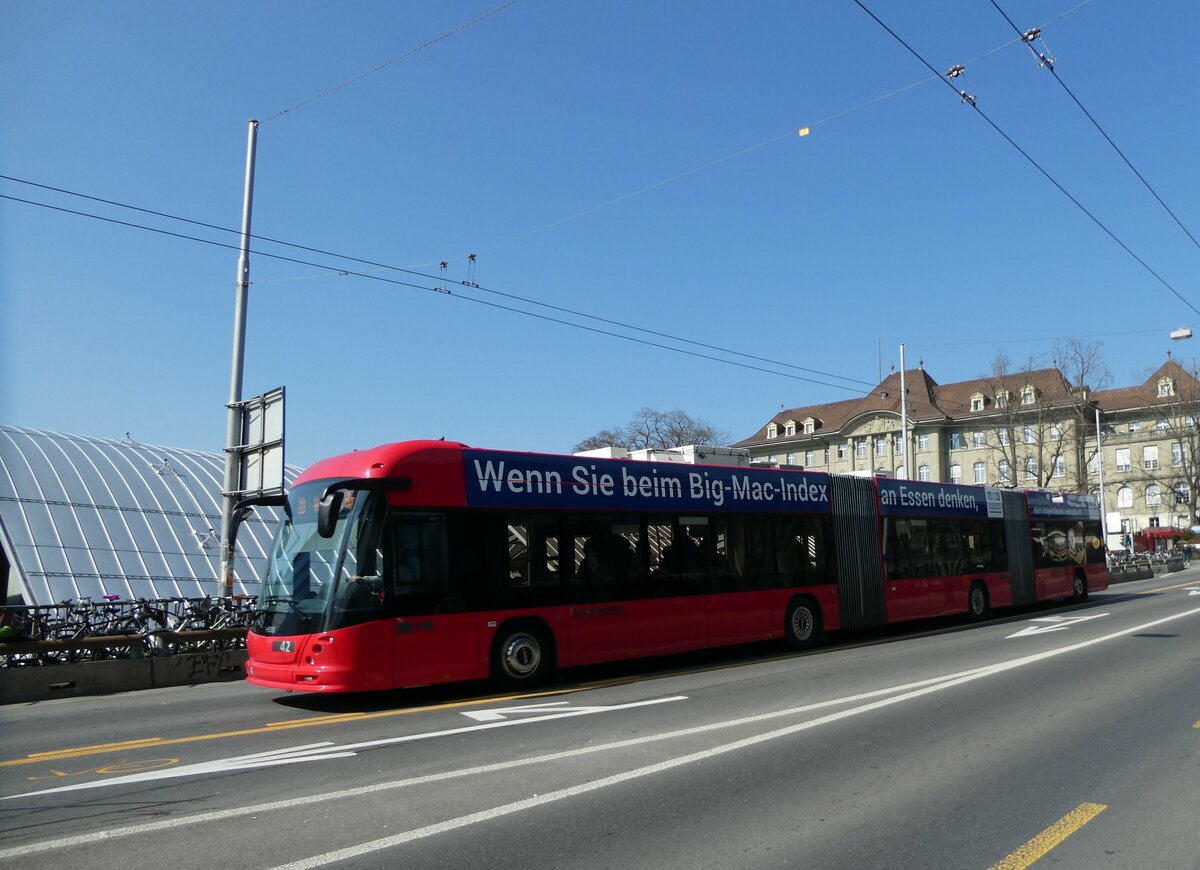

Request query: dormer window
[
  {"left": 767, "top": 424, "right": 778, "bottom": 440},
  {"left": 803, "top": 418, "right": 816, "bottom": 435},
  {"left": 1158, "top": 378, "right": 1176, "bottom": 397},
  {"left": 784, "top": 420, "right": 796, "bottom": 437},
  {"left": 996, "top": 390, "right": 1009, "bottom": 409},
  {"left": 1021, "top": 386, "right": 1037, "bottom": 405},
  {"left": 970, "top": 393, "right": 985, "bottom": 412}
]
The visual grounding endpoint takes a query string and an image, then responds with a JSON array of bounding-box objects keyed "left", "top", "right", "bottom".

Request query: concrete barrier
[{"left": 0, "top": 651, "right": 248, "bottom": 704}]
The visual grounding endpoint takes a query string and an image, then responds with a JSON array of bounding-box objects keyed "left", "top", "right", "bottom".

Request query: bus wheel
[
  {"left": 785, "top": 598, "right": 822, "bottom": 650},
  {"left": 1072, "top": 572, "right": 1088, "bottom": 603},
  {"left": 967, "top": 582, "right": 990, "bottom": 620},
  {"left": 493, "top": 624, "right": 551, "bottom": 688}
]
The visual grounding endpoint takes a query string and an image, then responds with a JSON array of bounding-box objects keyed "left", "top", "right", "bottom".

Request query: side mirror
[{"left": 317, "top": 490, "right": 344, "bottom": 538}]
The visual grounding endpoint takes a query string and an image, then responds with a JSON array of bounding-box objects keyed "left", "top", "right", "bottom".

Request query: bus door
[
  {"left": 386, "top": 512, "right": 481, "bottom": 687},
  {"left": 884, "top": 517, "right": 931, "bottom": 621}
]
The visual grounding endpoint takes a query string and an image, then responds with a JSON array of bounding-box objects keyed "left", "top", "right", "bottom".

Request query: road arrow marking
[
  {"left": 1007, "top": 613, "right": 1109, "bottom": 639},
  {"left": 8, "top": 696, "right": 687, "bottom": 799},
  {"left": 1185, "top": 587, "right": 1200, "bottom": 597}
]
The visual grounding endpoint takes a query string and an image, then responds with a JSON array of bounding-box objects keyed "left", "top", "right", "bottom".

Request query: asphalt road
[{"left": 1, "top": 571, "right": 1198, "bottom": 870}]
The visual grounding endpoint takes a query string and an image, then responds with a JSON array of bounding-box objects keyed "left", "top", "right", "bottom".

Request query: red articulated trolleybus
[{"left": 244, "top": 440, "right": 1108, "bottom": 693}]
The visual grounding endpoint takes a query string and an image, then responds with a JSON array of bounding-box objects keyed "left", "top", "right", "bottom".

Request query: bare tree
[
  {"left": 982, "top": 351, "right": 1075, "bottom": 489},
  {"left": 573, "top": 408, "right": 731, "bottom": 452},
  {"left": 1053, "top": 338, "right": 1111, "bottom": 492}
]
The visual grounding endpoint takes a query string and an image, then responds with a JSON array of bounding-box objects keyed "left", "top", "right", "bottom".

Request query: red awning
[{"left": 1139, "top": 528, "right": 1184, "bottom": 538}]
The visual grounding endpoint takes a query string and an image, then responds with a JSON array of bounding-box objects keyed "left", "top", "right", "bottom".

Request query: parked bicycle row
[{"left": 0, "top": 595, "right": 257, "bottom": 666}]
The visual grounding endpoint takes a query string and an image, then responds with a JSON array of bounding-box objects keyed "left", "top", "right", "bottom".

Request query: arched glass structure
[{"left": 0, "top": 425, "right": 298, "bottom": 604}]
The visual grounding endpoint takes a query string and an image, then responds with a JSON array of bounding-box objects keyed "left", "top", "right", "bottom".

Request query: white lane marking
[
  {"left": 4, "top": 605, "right": 1199, "bottom": 863},
  {"left": 1186, "top": 587, "right": 1200, "bottom": 597},
  {"left": 1006, "top": 613, "right": 1110, "bottom": 638},
  {"left": 5, "top": 696, "right": 687, "bottom": 798}
]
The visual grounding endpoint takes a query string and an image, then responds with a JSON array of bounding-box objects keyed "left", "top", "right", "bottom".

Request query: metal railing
[{"left": 0, "top": 596, "right": 257, "bottom": 666}]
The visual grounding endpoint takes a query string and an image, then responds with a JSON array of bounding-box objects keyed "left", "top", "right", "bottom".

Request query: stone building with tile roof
[{"left": 734, "top": 357, "right": 1200, "bottom": 547}]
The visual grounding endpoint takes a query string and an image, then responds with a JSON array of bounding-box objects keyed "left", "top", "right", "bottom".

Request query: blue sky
[{"left": 3, "top": 0, "right": 1198, "bottom": 469}]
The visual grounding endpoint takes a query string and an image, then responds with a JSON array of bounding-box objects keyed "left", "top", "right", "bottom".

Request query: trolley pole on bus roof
[{"left": 219, "top": 119, "right": 260, "bottom": 596}]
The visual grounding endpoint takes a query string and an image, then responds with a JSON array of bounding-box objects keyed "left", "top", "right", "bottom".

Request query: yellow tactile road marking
[{"left": 989, "top": 802, "right": 1108, "bottom": 870}]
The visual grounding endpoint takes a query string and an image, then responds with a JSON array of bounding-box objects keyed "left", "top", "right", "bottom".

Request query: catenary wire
[
  {"left": 0, "top": 174, "right": 876, "bottom": 389},
  {"left": 261, "top": 0, "right": 522, "bottom": 123},
  {"left": 0, "top": 192, "right": 890, "bottom": 395},
  {"left": 988, "top": 0, "right": 1200, "bottom": 253},
  {"left": 848, "top": 0, "right": 1200, "bottom": 321}
]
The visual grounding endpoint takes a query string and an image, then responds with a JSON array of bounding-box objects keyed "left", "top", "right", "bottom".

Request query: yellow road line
[
  {"left": 989, "top": 802, "right": 1108, "bottom": 870},
  {"left": 1138, "top": 579, "right": 1200, "bottom": 594},
  {"left": 0, "top": 684, "right": 590, "bottom": 768}
]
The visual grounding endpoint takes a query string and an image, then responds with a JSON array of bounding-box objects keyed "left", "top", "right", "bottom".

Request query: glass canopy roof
[{"left": 0, "top": 425, "right": 298, "bottom": 605}]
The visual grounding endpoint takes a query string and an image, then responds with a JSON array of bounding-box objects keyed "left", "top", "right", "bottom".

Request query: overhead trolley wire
[
  {"left": 0, "top": 174, "right": 876, "bottom": 390},
  {"left": 261, "top": 0, "right": 523, "bottom": 123},
  {"left": 848, "top": 0, "right": 1200, "bottom": 321},
  {"left": 987, "top": 0, "right": 1200, "bottom": 254},
  {"left": 0, "top": 189, "right": 884, "bottom": 395}
]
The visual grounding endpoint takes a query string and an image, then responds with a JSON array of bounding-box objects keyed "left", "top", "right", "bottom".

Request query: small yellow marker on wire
[{"left": 798, "top": 127, "right": 810, "bottom": 137}]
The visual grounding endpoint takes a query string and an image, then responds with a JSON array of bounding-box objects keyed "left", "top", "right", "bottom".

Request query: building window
[
  {"left": 1021, "top": 388, "right": 1036, "bottom": 405},
  {"left": 1173, "top": 442, "right": 1187, "bottom": 467},
  {"left": 1050, "top": 424, "right": 1063, "bottom": 441},
  {"left": 973, "top": 462, "right": 986, "bottom": 484},
  {"left": 784, "top": 422, "right": 796, "bottom": 437},
  {"left": 949, "top": 464, "right": 962, "bottom": 484},
  {"left": 767, "top": 424, "right": 777, "bottom": 439},
  {"left": 997, "top": 391, "right": 1009, "bottom": 409},
  {"left": 918, "top": 464, "right": 931, "bottom": 481},
  {"left": 971, "top": 395, "right": 984, "bottom": 412},
  {"left": 1146, "top": 485, "right": 1163, "bottom": 508},
  {"left": 1052, "top": 455, "right": 1065, "bottom": 478},
  {"left": 1088, "top": 450, "right": 1100, "bottom": 475},
  {"left": 1144, "top": 445, "right": 1159, "bottom": 470},
  {"left": 786, "top": 452, "right": 795, "bottom": 465},
  {"left": 1174, "top": 483, "right": 1191, "bottom": 505},
  {"left": 996, "top": 428, "right": 1010, "bottom": 446},
  {"left": 918, "top": 433, "right": 929, "bottom": 451},
  {"left": 1157, "top": 418, "right": 1169, "bottom": 430},
  {"left": 1115, "top": 448, "right": 1130, "bottom": 472},
  {"left": 950, "top": 432, "right": 964, "bottom": 451},
  {"left": 972, "top": 431, "right": 985, "bottom": 448},
  {"left": 895, "top": 465, "right": 906, "bottom": 479},
  {"left": 1128, "top": 421, "right": 1141, "bottom": 433},
  {"left": 823, "top": 448, "right": 830, "bottom": 465},
  {"left": 804, "top": 420, "right": 815, "bottom": 435},
  {"left": 1117, "top": 486, "right": 1133, "bottom": 508},
  {"left": 999, "top": 459, "right": 1012, "bottom": 483},
  {"left": 876, "top": 437, "right": 888, "bottom": 456},
  {"left": 1024, "top": 457, "right": 1038, "bottom": 480},
  {"left": 856, "top": 440, "right": 867, "bottom": 458},
  {"left": 1024, "top": 425, "right": 1036, "bottom": 444},
  {"left": 1159, "top": 378, "right": 1176, "bottom": 397},
  {"left": 837, "top": 442, "right": 847, "bottom": 460},
  {"left": 1148, "top": 516, "right": 1160, "bottom": 528},
  {"left": 804, "top": 450, "right": 814, "bottom": 466}
]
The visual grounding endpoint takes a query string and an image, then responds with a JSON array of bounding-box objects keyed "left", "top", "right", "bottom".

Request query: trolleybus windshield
[{"left": 255, "top": 482, "right": 387, "bottom": 636}]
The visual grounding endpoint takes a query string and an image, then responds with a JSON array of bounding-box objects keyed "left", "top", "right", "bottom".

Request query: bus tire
[
  {"left": 1071, "top": 571, "right": 1088, "bottom": 603},
  {"left": 967, "top": 582, "right": 990, "bottom": 620},
  {"left": 492, "top": 622, "right": 553, "bottom": 689},
  {"left": 784, "top": 597, "right": 822, "bottom": 650}
]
